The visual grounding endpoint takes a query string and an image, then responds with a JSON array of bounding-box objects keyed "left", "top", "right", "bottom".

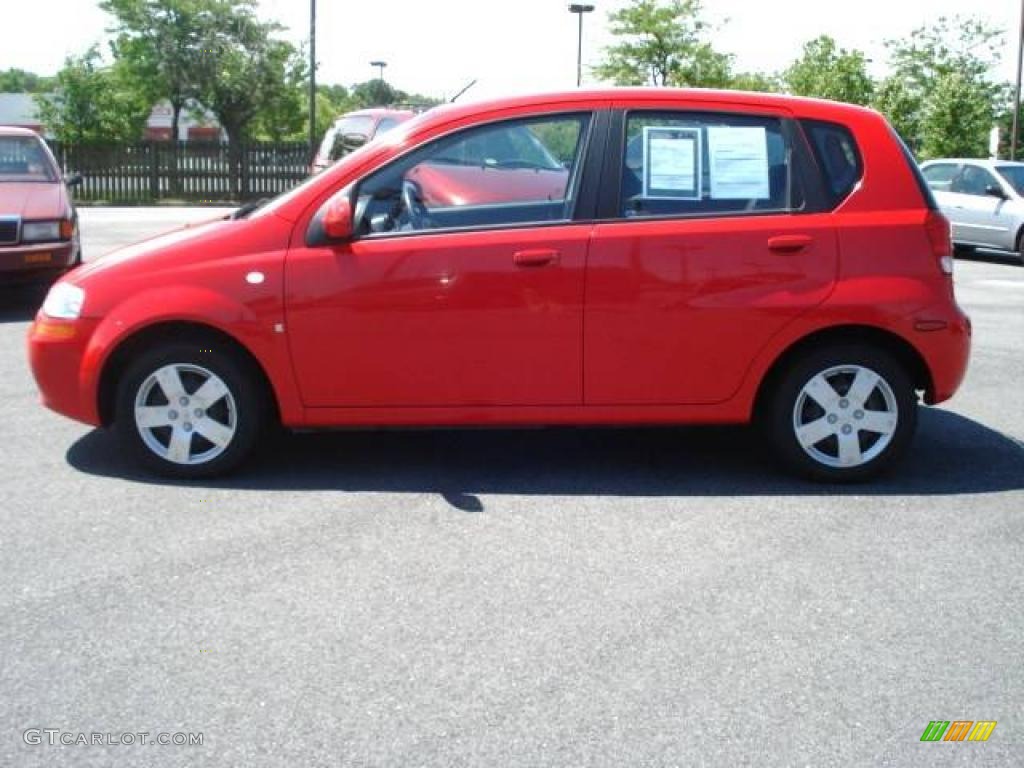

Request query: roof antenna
[{"left": 450, "top": 80, "right": 477, "bottom": 103}]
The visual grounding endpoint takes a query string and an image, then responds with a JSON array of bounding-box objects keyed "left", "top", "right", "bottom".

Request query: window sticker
[
  {"left": 642, "top": 126, "right": 701, "bottom": 199},
  {"left": 707, "top": 126, "right": 770, "bottom": 199}
]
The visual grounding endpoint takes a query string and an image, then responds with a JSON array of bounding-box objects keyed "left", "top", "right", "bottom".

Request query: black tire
[
  {"left": 762, "top": 344, "right": 918, "bottom": 482},
  {"left": 952, "top": 244, "right": 975, "bottom": 259},
  {"left": 113, "top": 340, "right": 267, "bottom": 478}
]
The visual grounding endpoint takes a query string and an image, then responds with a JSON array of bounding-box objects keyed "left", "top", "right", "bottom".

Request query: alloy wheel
[
  {"left": 133, "top": 363, "right": 237, "bottom": 465},
  {"left": 791, "top": 364, "right": 899, "bottom": 469}
]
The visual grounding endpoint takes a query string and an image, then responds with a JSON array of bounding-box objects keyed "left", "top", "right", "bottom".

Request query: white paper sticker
[
  {"left": 707, "top": 126, "right": 770, "bottom": 199},
  {"left": 642, "top": 126, "right": 701, "bottom": 199}
]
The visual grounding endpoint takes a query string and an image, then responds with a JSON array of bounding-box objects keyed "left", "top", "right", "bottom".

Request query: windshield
[
  {"left": 996, "top": 165, "right": 1024, "bottom": 196},
  {"left": 324, "top": 116, "right": 376, "bottom": 163},
  {"left": 0, "top": 136, "right": 58, "bottom": 182}
]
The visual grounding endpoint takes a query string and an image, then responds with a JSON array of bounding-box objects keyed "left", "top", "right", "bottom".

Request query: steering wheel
[{"left": 401, "top": 179, "right": 431, "bottom": 229}]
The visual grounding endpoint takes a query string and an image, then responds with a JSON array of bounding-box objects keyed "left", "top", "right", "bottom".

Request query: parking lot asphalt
[{"left": 1, "top": 208, "right": 1022, "bottom": 767}]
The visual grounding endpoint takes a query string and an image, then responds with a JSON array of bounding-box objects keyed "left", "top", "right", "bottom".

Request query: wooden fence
[{"left": 46, "top": 140, "right": 311, "bottom": 204}]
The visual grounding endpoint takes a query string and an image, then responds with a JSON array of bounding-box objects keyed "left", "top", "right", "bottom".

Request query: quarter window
[
  {"left": 802, "top": 120, "right": 862, "bottom": 206},
  {"left": 620, "top": 112, "right": 801, "bottom": 218},
  {"left": 355, "top": 114, "right": 590, "bottom": 235}
]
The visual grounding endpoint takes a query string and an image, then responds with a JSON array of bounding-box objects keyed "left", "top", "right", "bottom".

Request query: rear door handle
[
  {"left": 513, "top": 248, "right": 559, "bottom": 267},
  {"left": 768, "top": 235, "right": 813, "bottom": 253}
]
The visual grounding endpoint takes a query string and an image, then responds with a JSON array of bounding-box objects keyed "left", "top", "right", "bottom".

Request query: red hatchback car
[
  {"left": 1, "top": 126, "right": 82, "bottom": 284},
  {"left": 28, "top": 89, "right": 970, "bottom": 481}
]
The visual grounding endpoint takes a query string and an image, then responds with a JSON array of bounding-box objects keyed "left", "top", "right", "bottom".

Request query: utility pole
[
  {"left": 1013, "top": 0, "right": 1024, "bottom": 159},
  {"left": 309, "top": 0, "right": 317, "bottom": 160}
]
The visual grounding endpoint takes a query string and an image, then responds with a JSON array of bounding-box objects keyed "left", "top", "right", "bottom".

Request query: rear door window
[{"left": 619, "top": 111, "right": 802, "bottom": 218}]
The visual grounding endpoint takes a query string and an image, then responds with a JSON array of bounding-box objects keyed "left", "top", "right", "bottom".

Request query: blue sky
[{"left": 1, "top": 1, "right": 1017, "bottom": 102}]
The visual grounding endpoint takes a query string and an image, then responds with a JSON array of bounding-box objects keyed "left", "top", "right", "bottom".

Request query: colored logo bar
[{"left": 920, "top": 721, "right": 997, "bottom": 742}]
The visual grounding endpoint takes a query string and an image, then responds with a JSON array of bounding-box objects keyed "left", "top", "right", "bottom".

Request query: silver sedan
[{"left": 921, "top": 158, "right": 1024, "bottom": 263}]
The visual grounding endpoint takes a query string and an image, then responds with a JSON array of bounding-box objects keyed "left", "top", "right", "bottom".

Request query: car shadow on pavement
[
  {"left": 66, "top": 407, "right": 1024, "bottom": 503},
  {"left": 0, "top": 286, "right": 45, "bottom": 323},
  {"left": 955, "top": 248, "right": 1024, "bottom": 268}
]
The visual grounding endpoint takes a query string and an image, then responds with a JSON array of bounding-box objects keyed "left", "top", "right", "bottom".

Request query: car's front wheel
[
  {"left": 764, "top": 344, "right": 918, "bottom": 481},
  {"left": 114, "top": 341, "right": 266, "bottom": 477}
]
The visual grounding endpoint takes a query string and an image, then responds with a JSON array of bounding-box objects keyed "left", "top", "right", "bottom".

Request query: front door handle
[
  {"left": 513, "top": 248, "right": 559, "bottom": 267},
  {"left": 768, "top": 235, "right": 813, "bottom": 253}
]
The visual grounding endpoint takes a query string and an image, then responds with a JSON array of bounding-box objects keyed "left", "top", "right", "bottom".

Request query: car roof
[
  {"left": 414, "top": 86, "right": 880, "bottom": 126},
  {"left": 922, "top": 158, "right": 1019, "bottom": 168},
  {"left": 0, "top": 125, "right": 43, "bottom": 138},
  {"left": 336, "top": 108, "right": 415, "bottom": 120}
]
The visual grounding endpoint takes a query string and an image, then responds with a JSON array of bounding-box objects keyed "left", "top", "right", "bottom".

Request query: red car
[
  {"left": 310, "top": 108, "right": 416, "bottom": 174},
  {"left": 28, "top": 89, "right": 970, "bottom": 481},
  {"left": 1, "top": 126, "right": 82, "bottom": 284}
]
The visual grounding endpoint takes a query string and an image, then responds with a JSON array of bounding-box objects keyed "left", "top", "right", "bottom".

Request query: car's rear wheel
[
  {"left": 763, "top": 345, "right": 917, "bottom": 481},
  {"left": 114, "top": 342, "right": 266, "bottom": 477}
]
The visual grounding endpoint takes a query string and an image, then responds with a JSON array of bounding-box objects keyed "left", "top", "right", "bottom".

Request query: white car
[{"left": 921, "top": 158, "right": 1024, "bottom": 263}]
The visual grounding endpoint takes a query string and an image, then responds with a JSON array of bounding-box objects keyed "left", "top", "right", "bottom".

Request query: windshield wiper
[{"left": 230, "top": 198, "right": 269, "bottom": 220}]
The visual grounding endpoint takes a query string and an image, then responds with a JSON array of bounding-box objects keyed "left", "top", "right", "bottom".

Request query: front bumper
[
  {"left": 27, "top": 314, "right": 102, "bottom": 426},
  {"left": 1, "top": 242, "right": 76, "bottom": 283}
]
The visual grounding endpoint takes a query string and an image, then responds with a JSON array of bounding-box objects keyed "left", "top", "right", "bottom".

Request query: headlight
[
  {"left": 22, "top": 220, "right": 62, "bottom": 242},
  {"left": 42, "top": 283, "right": 85, "bottom": 319}
]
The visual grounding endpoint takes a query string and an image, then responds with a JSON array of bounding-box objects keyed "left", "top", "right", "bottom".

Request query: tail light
[{"left": 924, "top": 210, "right": 954, "bottom": 275}]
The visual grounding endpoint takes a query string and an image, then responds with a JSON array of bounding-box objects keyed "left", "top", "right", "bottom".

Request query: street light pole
[
  {"left": 1013, "top": 0, "right": 1024, "bottom": 159},
  {"left": 568, "top": 4, "right": 595, "bottom": 88},
  {"left": 309, "top": 0, "right": 316, "bottom": 160},
  {"left": 370, "top": 60, "right": 388, "bottom": 104}
]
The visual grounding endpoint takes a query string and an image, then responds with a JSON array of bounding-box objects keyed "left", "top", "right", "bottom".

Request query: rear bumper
[
  {"left": 0, "top": 242, "right": 76, "bottom": 284},
  {"left": 910, "top": 300, "right": 971, "bottom": 404},
  {"left": 27, "top": 314, "right": 102, "bottom": 426}
]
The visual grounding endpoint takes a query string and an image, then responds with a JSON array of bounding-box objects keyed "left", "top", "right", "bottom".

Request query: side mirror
[
  {"left": 322, "top": 193, "right": 354, "bottom": 240},
  {"left": 64, "top": 173, "right": 83, "bottom": 188},
  {"left": 340, "top": 131, "right": 369, "bottom": 149},
  {"left": 985, "top": 183, "right": 1007, "bottom": 199}
]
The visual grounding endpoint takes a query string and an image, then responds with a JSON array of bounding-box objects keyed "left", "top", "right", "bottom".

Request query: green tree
[
  {"left": 34, "top": 46, "right": 150, "bottom": 142},
  {"left": 995, "top": 97, "right": 1023, "bottom": 158},
  {"left": 193, "top": 3, "right": 303, "bottom": 144},
  {"left": 730, "top": 71, "right": 780, "bottom": 93},
  {"left": 350, "top": 79, "right": 402, "bottom": 108},
  {"left": 920, "top": 72, "right": 995, "bottom": 158},
  {"left": 872, "top": 75, "right": 920, "bottom": 146},
  {"left": 190, "top": 2, "right": 304, "bottom": 191},
  {"left": 0, "top": 68, "right": 54, "bottom": 93},
  {"left": 100, "top": 0, "right": 209, "bottom": 141},
  {"left": 593, "top": 0, "right": 733, "bottom": 88},
  {"left": 783, "top": 35, "right": 873, "bottom": 105},
  {"left": 873, "top": 16, "right": 1002, "bottom": 155}
]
